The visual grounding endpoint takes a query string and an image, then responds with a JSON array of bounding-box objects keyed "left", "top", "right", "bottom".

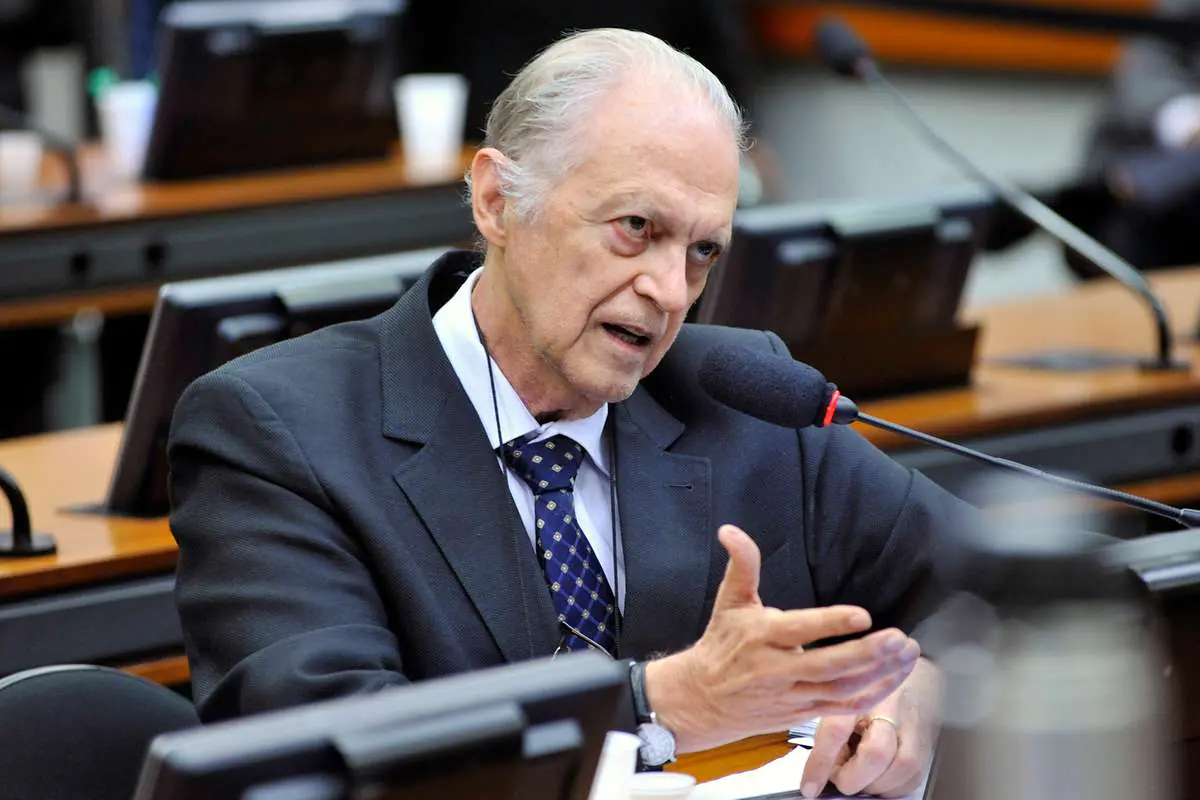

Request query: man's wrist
[{"left": 642, "top": 653, "right": 717, "bottom": 754}]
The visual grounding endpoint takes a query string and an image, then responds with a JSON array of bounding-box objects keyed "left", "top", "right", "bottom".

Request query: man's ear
[{"left": 470, "top": 148, "right": 511, "bottom": 248}]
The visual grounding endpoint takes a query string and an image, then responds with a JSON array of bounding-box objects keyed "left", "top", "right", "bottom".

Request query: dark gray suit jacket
[{"left": 168, "top": 251, "right": 976, "bottom": 724}]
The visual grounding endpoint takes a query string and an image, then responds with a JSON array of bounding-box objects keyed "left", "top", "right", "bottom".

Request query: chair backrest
[{"left": 0, "top": 664, "right": 200, "bottom": 800}]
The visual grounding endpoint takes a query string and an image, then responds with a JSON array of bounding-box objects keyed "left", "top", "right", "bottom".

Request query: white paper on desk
[{"left": 689, "top": 745, "right": 928, "bottom": 800}]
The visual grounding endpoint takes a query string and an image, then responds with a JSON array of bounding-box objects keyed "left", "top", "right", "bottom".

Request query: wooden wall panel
[{"left": 753, "top": 0, "right": 1156, "bottom": 73}]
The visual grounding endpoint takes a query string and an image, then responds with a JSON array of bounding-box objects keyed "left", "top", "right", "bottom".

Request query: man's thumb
[{"left": 713, "top": 524, "right": 762, "bottom": 609}]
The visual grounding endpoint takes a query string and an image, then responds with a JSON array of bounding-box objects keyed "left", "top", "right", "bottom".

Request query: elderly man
[{"left": 169, "top": 29, "right": 971, "bottom": 798}]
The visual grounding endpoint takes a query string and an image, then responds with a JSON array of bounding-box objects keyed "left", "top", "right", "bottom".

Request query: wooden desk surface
[
  {"left": 0, "top": 144, "right": 473, "bottom": 235},
  {"left": 3, "top": 268, "right": 1200, "bottom": 601},
  {"left": 861, "top": 266, "right": 1200, "bottom": 449}
]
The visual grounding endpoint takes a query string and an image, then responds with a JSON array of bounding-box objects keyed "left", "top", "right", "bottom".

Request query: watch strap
[{"left": 630, "top": 659, "right": 654, "bottom": 723}]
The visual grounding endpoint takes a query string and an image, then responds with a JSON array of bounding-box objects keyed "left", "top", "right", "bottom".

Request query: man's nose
[{"left": 634, "top": 247, "right": 690, "bottom": 315}]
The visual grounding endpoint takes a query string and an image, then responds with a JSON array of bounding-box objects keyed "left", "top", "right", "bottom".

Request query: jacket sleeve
[
  {"left": 765, "top": 332, "right": 974, "bottom": 635},
  {"left": 168, "top": 370, "right": 407, "bottom": 723}
]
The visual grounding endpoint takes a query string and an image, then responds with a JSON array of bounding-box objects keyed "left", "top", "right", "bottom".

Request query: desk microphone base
[
  {"left": 992, "top": 349, "right": 1191, "bottom": 372},
  {"left": 0, "top": 532, "right": 57, "bottom": 558}
]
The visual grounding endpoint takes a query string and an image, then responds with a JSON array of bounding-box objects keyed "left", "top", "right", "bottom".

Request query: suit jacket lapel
[
  {"left": 379, "top": 254, "right": 559, "bottom": 663},
  {"left": 614, "top": 388, "right": 713, "bottom": 659}
]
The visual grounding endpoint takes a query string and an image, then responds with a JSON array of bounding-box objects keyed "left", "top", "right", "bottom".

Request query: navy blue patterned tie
[{"left": 501, "top": 433, "right": 618, "bottom": 656}]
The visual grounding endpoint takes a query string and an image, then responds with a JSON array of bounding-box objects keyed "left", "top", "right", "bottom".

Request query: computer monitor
[
  {"left": 143, "top": 0, "right": 403, "bottom": 181},
  {"left": 694, "top": 186, "right": 997, "bottom": 397},
  {"left": 133, "top": 653, "right": 626, "bottom": 800},
  {"left": 104, "top": 247, "right": 446, "bottom": 518},
  {"left": 696, "top": 185, "right": 995, "bottom": 342}
]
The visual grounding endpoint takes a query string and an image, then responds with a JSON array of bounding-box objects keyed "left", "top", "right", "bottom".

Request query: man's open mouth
[{"left": 602, "top": 323, "right": 652, "bottom": 348}]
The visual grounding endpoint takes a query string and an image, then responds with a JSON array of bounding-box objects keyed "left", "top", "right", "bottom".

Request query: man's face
[{"left": 498, "top": 83, "right": 741, "bottom": 412}]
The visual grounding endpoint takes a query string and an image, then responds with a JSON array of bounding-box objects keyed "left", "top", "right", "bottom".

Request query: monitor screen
[
  {"left": 104, "top": 247, "right": 446, "bottom": 518},
  {"left": 694, "top": 185, "right": 996, "bottom": 346},
  {"left": 132, "top": 653, "right": 626, "bottom": 800},
  {"left": 144, "top": 0, "right": 404, "bottom": 181}
]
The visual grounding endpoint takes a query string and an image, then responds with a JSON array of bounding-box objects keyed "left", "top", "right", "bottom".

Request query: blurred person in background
[
  {"left": 1081, "top": 0, "right": 1200, "bottom": 273},
  {"left": 397, "top": 0, "right": 786, "bottom": 205}
]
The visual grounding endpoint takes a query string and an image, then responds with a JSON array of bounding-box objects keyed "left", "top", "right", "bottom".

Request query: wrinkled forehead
[{"left": 556, "top": 92, "right": 741, "bottom": 231}]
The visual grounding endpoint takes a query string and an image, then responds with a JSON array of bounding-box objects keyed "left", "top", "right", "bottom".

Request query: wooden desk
[
  {"left": 4, "top": 268, "right": 1200, "bottom": 679},
  {"left": 0, "top": 145, "right": 476, "bottom": 330}
]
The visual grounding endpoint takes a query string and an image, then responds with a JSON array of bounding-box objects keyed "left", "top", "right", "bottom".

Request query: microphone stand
[
  {"left": 0, "top": 104, "right": 83, "bottom": 205},
  {"left": 854, "top": 58, "right": 1186, "bottom": 372},
  {"left": 0, "top": 466, "right": 57, "bottom": 558}
]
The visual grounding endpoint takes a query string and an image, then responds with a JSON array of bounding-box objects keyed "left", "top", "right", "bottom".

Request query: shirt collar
[{"left": 431, "top": 267, "right": 611, "bottom": 476}]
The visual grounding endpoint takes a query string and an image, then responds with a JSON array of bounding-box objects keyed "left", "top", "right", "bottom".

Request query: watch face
[{"left": 637, "top": 722, "right": 677, "bottom": 765}]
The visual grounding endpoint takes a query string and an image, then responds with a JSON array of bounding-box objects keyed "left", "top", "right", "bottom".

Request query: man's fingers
[
  {"left": 800, "top": 714, "right": 858, "bottom": 799},
  {"left": 789, "top": 629, "right": 918, "bottom": 682},
  {"left": 712, "top": 525, "right": 762, "bottom": 609},
  {"left": 766, "top": 605, "right": 873, "bottom": 649},
  {"left": 820, "top": 661, "right": 918, "bottom": 717},
  {"left": 810, "top": 649, "right": 919, "bottom": 699},
  {"left": 765, "top": 650, "right": 916, "bottom": 724},
  {"left": 866, "top": 736, "right": 928, "bottom": 797},
  {"left": 832, "top": 718, "right": 899, "bottom": 796}
]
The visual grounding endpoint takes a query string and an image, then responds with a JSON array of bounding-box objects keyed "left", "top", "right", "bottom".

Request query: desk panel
[
  {"left": 0, "top": 146, "right": 476, "bottom": 329},
  {"left": 0, "top": 185, "right": 473, "bottom": 330}
]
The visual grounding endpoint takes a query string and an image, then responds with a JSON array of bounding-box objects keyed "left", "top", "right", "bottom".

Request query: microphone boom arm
[
  {"left": 859, "top": 62, "right": 1178, "bottom": 370},
  {"left": 854, "top": 407, "right": 1200, "bottom": 527}
]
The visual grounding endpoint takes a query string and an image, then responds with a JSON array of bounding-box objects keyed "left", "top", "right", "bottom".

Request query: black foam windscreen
[
  {"left": 698, "top": 344, "right": 838, "bottom": 429},
  {"left": 815, "top": 17, "right": 872, "bottom": 78}
]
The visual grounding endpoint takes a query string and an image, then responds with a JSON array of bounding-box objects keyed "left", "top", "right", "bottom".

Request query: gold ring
[{"left": 868, "top": 715, "right": 901, "bottom": 740}]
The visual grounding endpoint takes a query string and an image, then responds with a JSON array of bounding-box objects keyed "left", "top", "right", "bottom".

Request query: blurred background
[{"left": 0, "top": 0, "right": 1184, "bottom": 440}]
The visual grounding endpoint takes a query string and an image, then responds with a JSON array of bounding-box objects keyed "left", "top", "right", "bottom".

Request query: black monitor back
[
  {"left": 105, "top": 247, "right": 445, "bottom": 518},
  {"left": 695, "top": 186, "right": 996, "bottom": 397},
  {"left": 144, "top": 0, "right": 403, "bottom": 181},
  {"left": 133, "top": 653, "right": 625, "bottom": 800}
]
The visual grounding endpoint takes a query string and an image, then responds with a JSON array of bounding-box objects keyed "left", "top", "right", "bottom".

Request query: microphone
[
  {"left": 0, "top": 104, "right": 83, "bottom": 205},
  {"left": 698, "top": 343, "right": 1200, "bottom": 528},
  {"left": 0, "top": 466, "right": 56, "bottom": 557},
  {"left": 814, "top": 17, "right": 1186, "bottom": 374}
]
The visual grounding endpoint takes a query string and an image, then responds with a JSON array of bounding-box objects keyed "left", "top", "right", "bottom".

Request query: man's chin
[{"left": 575, "top": 371, "right": 640, "bottom": 408}]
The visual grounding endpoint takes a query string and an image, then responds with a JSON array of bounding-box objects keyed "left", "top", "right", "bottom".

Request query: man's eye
[
  {"left": 689, "top": 241, "right": 722, "bottom": 264},
  {"left": 620, "top": 216, "right": 651, "bottom": 238}
]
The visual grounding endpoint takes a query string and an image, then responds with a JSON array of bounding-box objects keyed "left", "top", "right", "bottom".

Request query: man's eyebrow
[{"left": 595, "top": 192, "right": 728, "bottom": 244}]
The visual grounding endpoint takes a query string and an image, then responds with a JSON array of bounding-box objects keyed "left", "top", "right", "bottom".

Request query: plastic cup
[
  {"left": 393, "top": 73, "right": 468, "bottom": 182},
  {"left": 588, "top": 731, "right": 642, "bottom": 800},
  {"left": 0, "top": 131, "right": 44, "bottom": 199},
  {"left": 95, "top": 80, "right": 157, "bottom": 182}
]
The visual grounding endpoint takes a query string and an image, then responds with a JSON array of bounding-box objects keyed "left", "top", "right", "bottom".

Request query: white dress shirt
[{"left": 431, "top": 267, "right": 627, "bottom": 611}]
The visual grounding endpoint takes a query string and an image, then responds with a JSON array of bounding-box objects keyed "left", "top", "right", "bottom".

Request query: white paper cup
[
  {"left": 0, "top": 131, "right": 44, "bottom": 199},
  {"left": 588, "top": 731, "right": 642, "bottom": 800},
  {"left": 393, "top": 73, "right": 468, "bottom": 182},
  {"left": 96, "top": 81, "right": 157, "bottom": 182},
  {"left": 629, "top": 771, "right": 697, "bottom": 799}
]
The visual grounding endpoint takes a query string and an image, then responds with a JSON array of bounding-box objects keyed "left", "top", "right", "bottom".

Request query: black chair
[{"left": 0, "top": 664, "right": 200, "bottom": 800}]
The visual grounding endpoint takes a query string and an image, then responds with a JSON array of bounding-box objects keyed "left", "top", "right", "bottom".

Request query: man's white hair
[{"left": 466, "top": 28, "right": 749, "bottom": 219}]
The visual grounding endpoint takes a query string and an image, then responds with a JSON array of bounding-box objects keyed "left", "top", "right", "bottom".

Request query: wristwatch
[{"left": 629, "top": 660, "right": 677, "bottom": 767}]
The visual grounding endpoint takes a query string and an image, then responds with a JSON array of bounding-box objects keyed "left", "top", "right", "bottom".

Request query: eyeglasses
[{"left": 552, "top": 618, "right": 616, "bottom": 660}]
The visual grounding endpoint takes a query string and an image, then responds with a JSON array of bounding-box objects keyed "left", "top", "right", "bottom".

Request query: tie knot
[{"left": 500, "top": 434, "right": 585, "bottom": 494}]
